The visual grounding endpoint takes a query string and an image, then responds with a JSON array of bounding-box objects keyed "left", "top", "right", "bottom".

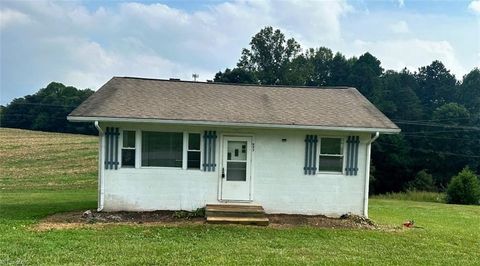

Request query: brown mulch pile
[{"left": 34, "top": 210, "right": 376, "bottom": 231}]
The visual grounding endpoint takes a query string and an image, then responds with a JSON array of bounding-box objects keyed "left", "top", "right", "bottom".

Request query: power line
[
  {"left": 378, "top": 142, "right": 480, "bottom": 158},
  {"left": 393, "top": 117, "right": 471, "bottom": 123},
  {"left": 394, "top": 121, "right": 480, "bottom": 130},
  {"left": 401, "top": 135, "right": 479, "bottom": 141},
  {"left": 401, "top": 129, "right": 478, "bottom": 134},
  {"left": 4, "top": 102, "right": 78, "bottom": 108}
]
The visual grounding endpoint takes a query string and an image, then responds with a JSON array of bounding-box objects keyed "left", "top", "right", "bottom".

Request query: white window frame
[
  {"left": 317, "top": 136, "right": 346, "bottom": 175},
  {"left": 184, "top": 132, "right": 203, "bottom": 170},
  {"left": 119, "top": 129, "right": 137, "bottom": 168},
  {"left": 132, "top": 129, "right": 203, "bottom": 170}
]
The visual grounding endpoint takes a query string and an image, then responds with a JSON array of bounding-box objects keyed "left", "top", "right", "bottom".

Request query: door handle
[{"left": 222, "top": 167, "right": 225, "bottom": 178}]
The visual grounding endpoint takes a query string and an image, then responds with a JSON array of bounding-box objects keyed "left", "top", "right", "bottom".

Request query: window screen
[
  {"left": 121, "top": 131, "right": 135, "bottom": 168},
  {"left": 319, "top": 138, "right": 343, "bottom": 172},
  {"left": 187, "top": 133, "right": 201, "bottom": 169},
  {"left": 141, "top": 131, "right": 183, "bottom": 167}
]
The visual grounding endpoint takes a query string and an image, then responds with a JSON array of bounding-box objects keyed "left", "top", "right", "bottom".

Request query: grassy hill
[
  {"left": 0, "top": 128, "right": 479, "bottom": 265},
  {"left": 0, "top": 128, "right": 97, "bottom": 191}
]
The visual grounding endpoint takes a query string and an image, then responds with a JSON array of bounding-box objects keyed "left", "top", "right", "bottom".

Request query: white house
[{"left": 68, "top": 77, "right": 399, "bottom": 218}]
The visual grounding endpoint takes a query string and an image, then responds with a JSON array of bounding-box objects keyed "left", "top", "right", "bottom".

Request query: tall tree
[
  {"left": 327, "top": 52, "right": 353, "bottom": 86},
  {"left": 237, "top": 26, "right": 301, "bottom": 85},
  {"left": 458, "top": 68, "right": 480, "bottom": 115},
  {"left": 305, "top": 47, "right": 334, "bottom": 86},
  {"left": 347, "top": 52, "right": 383, "bottom": 99},
  {"left": 377, "top": 69, "right": 423, "bottom": 121},
  {"left": 415, "top": 60, "right": 458, "bottom": 114},
  {"left": 427, "top": 103, "right": 476, "bottom": 186}
]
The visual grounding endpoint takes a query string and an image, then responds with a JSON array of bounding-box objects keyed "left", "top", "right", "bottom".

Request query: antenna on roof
[{"left": 192, "top": 73, "right": 199, "bottom": 82}]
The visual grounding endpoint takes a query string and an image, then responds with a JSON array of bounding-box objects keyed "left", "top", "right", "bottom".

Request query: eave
[{"left": 67, "top": 115, "right": 401, "bottom": 134}]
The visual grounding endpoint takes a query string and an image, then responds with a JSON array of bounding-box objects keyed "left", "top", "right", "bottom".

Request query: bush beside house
[{"left": 446, "top": 167, "right": 480, "bottom": 205}]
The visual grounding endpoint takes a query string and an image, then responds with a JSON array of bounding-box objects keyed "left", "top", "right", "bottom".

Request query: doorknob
[{"left": 221, "top": 168, "right": 225, "bottom": 178}]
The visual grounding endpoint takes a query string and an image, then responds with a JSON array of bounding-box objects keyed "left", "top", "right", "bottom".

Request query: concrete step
[{"left": 206, "top": 216, "right": 269, "bottom": 226}]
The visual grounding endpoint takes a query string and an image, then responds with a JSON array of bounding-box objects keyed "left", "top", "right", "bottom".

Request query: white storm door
[{"left": 221, "top": 136, "right": 252, "bottom": 201}]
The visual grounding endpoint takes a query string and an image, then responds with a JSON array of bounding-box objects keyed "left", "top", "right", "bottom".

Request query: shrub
[
  {"left": 406, "top": 169, "right": 436, "bottom": 192},
  {"left": 446, "top": 167, "right": 480, "bottom": 205},
  {"left": 173, "top": 207, "right": 205, "bottom": 219}
]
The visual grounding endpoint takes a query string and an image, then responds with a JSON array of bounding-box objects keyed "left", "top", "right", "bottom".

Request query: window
[
  {"left": 187, "top": 133, "right": 201, "bottom": 169},
  {"left": 142, "top": 131, "right": 183, "bottom": 167},
  {"left": 121, "top": 131, "right": 136, "bottom": 168},
  {"left": 318, "top": 138, "right": 344, "bottom": 173}
]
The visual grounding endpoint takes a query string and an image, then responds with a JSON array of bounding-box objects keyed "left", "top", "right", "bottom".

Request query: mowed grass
[{"left": 1, "top": 128, "right": 479, "bottom": 265}]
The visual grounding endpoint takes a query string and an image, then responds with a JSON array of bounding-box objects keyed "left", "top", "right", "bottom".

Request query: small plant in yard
[
  {"left": 446, "top": 167, "right": 480, "bottom": 205},
  {"left": 173, "top": 207, "right": 205, "bottom": 219}
]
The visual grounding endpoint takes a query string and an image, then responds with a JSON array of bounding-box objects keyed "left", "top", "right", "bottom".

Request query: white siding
[{"left": 100, "top": 122, "right": 371, "bottom": 216}]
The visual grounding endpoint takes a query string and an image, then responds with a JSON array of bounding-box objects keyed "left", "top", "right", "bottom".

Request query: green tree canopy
[
  {"left": 1, "top": 82, "right": 95, "bottom": 134},
  {"left": 236, "top": 26, "right": 301, "bottom": 85},
  {"left": 214, "top": 26, "right": 480, "bottom": 194}
]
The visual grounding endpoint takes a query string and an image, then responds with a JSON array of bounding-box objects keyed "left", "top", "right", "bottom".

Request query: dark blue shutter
[
  {"left": 345, "top": 136, "right": 360, "bottom": 176},
  {"left": 304, "top": 135, "right": 317, "bottom": 175},
  {"left": 202, "top": 131, "right": 217, "bottom": 172},
  {"left": 104, "top": 127, "right": 120, "bottom": 170}
]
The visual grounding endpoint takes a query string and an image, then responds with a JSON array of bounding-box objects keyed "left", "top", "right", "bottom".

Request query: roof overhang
[{"left": 67, "top": 116, "right": 401, "bottom": 134}]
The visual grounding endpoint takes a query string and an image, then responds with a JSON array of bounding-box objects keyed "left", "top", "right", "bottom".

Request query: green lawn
[{"left": 1, "top": 128, "right": 479, "bottom": 265}]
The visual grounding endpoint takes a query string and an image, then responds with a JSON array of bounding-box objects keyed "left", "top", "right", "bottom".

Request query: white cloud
[
  {"left": 1, "top": 0, "right": 353, "bottom": 104},
  {"left": 40, "top": 36, "right": 192, "bottom": 90},
  {"left": 390, "top": 20, "right": 409, "bottom": 33},
  {"left": 468, "top": 0, "right": 480, "bottom": 14},
  {"left": 0, "top": 0, "right": 476, "bottom": 104},
  {"left": 351, "top": 39, "right": 466, "bottom": 78},
  {"left": 0, "top": 8, "right": 31, "bottom": 29},
  {"left": 398, "top": 0, "right": 405, "bottom": 8}
]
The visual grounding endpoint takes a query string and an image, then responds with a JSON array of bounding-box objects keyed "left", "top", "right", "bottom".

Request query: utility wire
[
  {"left": 3, "top": 102, "right": 78, "bottom": 108},
  {"left": 392, "top": 117, "right": 471, "bottom": 123},
  {"left": 400, "top": 129, "right": 478, "bottom": 134},
  {"left": 401, "top": 135, "right": 479, "bottom": 141},
  {"left": 394, "top": 121, "right": 480, "bottom": 130},
  {"left": 378, "top": 142, "right": 480, "bottom": 158}
]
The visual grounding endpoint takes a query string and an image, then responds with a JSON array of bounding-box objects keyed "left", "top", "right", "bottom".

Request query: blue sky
[{"left": 1, "top": 0, "right": 479, "bottom": 105}]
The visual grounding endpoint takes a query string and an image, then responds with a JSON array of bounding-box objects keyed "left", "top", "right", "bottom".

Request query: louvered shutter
[
  {"left": 345, "top": 136, "right": 360, "bottom": 175},
  {"left": 104, "top": 127, "right": 120, "bottom": 170},
  {"left": 304, "top": 135, "right": 318, "bottom": 175},
  {"left": 202, "top": 131, "right": 217, "bottom": 172}
]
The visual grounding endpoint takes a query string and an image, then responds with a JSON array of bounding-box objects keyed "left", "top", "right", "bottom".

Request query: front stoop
[{"left": 205, "top": 204, "right": 269, "bottom": 226}]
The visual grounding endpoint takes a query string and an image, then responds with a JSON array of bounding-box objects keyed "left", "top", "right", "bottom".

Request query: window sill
[
  {"left": 316, "top": 171, "right": 345, "bottom": 176},
  {"left": 130, "top": 167, "right": 206, "bottom": 171},
  {"left": 139, "top": 166, "right": 183, "bottom": 170},
  {"left": 118, "top": 166, "right": 206, "bottom": 172}
]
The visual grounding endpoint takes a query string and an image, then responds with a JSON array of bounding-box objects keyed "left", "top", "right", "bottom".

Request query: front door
[{"left": 221, "top": 136, "right": 252, "bottom": 201}]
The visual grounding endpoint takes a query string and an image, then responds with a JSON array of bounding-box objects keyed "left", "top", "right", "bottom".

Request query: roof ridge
[{"left": 114, "top": 76, "right": 354, "bottom": 90}]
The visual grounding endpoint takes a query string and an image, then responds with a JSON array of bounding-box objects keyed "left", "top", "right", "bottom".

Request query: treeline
[
  {"left": 215, "top": 27, "right": 480, "bottom": 194},
  {"left": 0, "top": 82, "right": 96, "bottom": 135},
  {"left": 1, "top": 26, "right": 478, "bottom": 194}
]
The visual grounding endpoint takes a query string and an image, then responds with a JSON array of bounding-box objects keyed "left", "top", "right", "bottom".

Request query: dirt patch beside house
[
  {"left": 267, "top": 213, "right": 376, "bottom": 229},
  {"left": 33, "top": 210, "right": 377, "bottom": 231}
]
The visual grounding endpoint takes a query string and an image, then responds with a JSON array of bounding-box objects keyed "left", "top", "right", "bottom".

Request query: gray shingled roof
[{"left": 68, "top": 77, "right": 399, "bottom": 132}]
